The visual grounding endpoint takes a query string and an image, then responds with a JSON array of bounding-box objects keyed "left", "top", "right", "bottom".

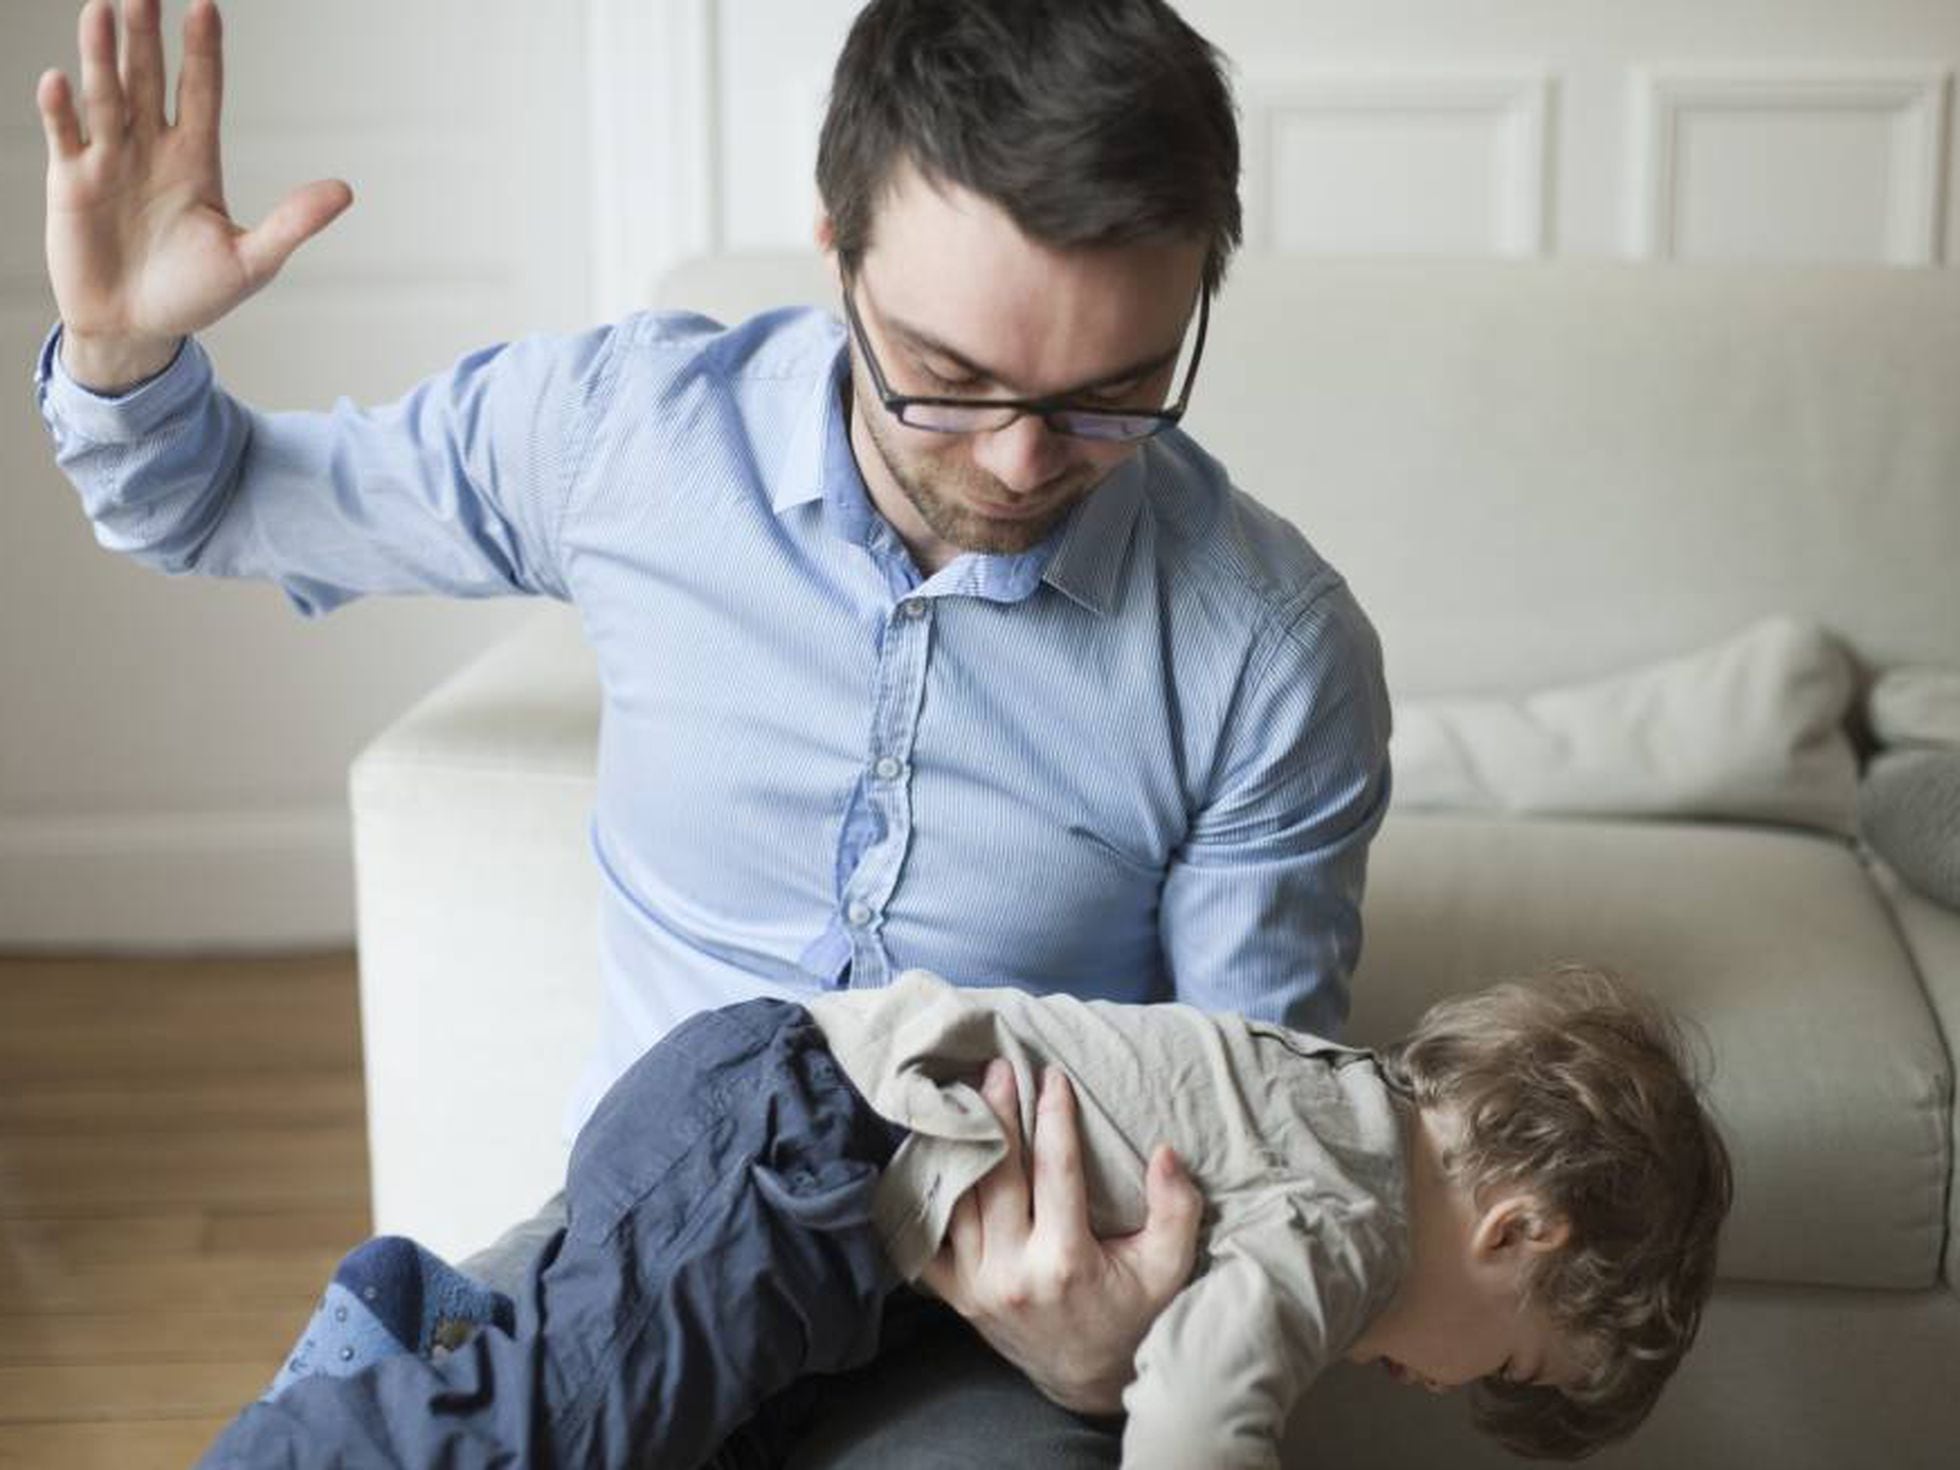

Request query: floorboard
[{"left": 0, "top": 951, "right": 369, "bottom": 1465}]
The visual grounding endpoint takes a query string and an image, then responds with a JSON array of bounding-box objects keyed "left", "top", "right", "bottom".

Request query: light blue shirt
[{"left": 35, "top": 306, "right": 1391, "bottom": 1131}]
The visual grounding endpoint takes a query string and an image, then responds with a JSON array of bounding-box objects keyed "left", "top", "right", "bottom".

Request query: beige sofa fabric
[
  {"left": 1870, "top": 860, "right": 1960, "bottom": 1290},
  {"left": 1869, "top": 667, "right": 1960, "bottom": 749},
  {"left": 1389, "top": 618, "right": 1859, "bottom": 833},
  {"left": 1287, "top": 1282, "right": 1960, "bottom": 1470},
  {"left": 350, "top": 607, "right": 602, "bottom": 1258},
  {"left": 1860, "top": 751, "right": 1960, "bottom": 908},
  {"left": 1346, "top": 810, "right": 1950, "bottom": 1291}
]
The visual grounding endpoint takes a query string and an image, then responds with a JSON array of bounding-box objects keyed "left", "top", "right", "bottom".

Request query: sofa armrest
[
  {"left": 349, "top": 604, "right": 602, "bottom": 1260},
  {"left": 1873, "top": 860, "right": 1960, "bottom": 1293}
]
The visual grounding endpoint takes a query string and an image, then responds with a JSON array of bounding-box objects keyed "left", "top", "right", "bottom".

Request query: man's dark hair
[{"left": 817, "top": 0, "right": 1242, "bottom": 295}]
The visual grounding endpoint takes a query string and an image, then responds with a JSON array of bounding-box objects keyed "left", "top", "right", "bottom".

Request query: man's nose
[{"left": 970, "top": 412, "right": 1071, "bottom": 495}]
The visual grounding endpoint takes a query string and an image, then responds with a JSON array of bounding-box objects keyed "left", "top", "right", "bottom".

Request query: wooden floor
[{"left": 0, "top": 951, "right": 371, "bottom": 1469}]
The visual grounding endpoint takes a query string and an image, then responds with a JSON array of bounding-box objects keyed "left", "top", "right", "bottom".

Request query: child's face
[
  {"left": 1346, "top": 1177, "right": 1591, "bottom": 1395},
  {"left": 1354, "top": 1290, "right": 1583, "bottom": 1395}
]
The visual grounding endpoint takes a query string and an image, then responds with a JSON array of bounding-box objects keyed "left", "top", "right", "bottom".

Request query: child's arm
[{"left": 1118, "top": 1211, "right": 1384, "bottom": 1470}]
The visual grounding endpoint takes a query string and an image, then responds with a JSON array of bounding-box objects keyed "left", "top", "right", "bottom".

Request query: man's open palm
[{"left": 37, "top": 0, "right": 349, "bottom": 381}]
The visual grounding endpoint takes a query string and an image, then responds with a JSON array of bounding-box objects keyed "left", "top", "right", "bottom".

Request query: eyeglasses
[{"left": 842, "top": 276, "right": 1210, "bottom": 444}]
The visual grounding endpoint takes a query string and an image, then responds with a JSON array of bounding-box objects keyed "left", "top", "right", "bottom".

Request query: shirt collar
[
  {"left": 769, "top": 326, "right": 850, "bottom": 518},
  {"left": 1040, "top": 453, "right": 1145, "bottom": 619}
]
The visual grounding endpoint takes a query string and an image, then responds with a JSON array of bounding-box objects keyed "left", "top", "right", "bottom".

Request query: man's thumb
[
  {"left": 1125, "top": 1145, "right": 1201, "bottom": 1294},
  {"left": 236, "top": 178, "right": 352, "bottom": 289}
]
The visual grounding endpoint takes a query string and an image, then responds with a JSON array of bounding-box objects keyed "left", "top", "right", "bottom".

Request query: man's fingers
[
  {"left": 919, "top": 1199, "right": 981, "bottom": 1310},
  {"left": 77, "top": 0, "right": 127, "bottom": 150},
  {"left": 234, "top": 179, "right": 352, "bottom": 289},
  {"left": 1111, "top": 1145, "right": 1202, "bottom": 1299},
  {"left": 175, "top": 0, "right": 223, "bottom": 141},
  {"left": 944, "top": 1178, "right": 983, "bottom": 1265},
  {"left": 920, "top": 1192, "right": 981, "bottom": 1307},
  {"left": 120, "top": 0, "right": 168, "bottom": 136},
  {"left": 38, "top": 70, "right": 85, "bottom": 162},
  {"left": 975, "top": 1059, "right": 1032, "bottom": 1246},
  {"left": 1029, "top": 1067, "right": 1093, "bottom": 1248}
]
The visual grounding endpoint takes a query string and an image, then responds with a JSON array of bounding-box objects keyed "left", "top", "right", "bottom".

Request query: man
[{"left": 33, "top": 0, "right": 1391, "bottom": 1463}]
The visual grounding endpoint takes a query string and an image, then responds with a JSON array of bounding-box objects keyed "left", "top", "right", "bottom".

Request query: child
[{"left": 197, "top": 965, "right": 1730, "bottom": 1467}]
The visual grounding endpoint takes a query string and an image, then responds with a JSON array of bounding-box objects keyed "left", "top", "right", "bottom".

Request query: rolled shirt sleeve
[
  {"left": 32, "top": 320, "right": 619, "bottom": 615},
  {"left": 1121, "top": 1203, "right": 1391, "bottom": 1470},
  {"left": 1159, "top": 574, "right": 1393, "bottom": 1037}
]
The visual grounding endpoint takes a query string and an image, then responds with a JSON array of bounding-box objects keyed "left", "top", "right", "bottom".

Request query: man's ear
[
  {"left": 815, "top": 214, "right": 850, "bottom": 300},
  {"left": 1473, "top": 1196, "right": 1572, "bottom": 1261}
]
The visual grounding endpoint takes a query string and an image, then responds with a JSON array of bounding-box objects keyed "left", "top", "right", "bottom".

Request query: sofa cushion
[
  {"left": 1860, "top": 751, "right": 1960, "bottom": 909},
  {"left": 1389, "top": 617, "right": 1858, "bottom": 834},
  {"left": 1345, "top": 811, "right": 1951, "bottom": 1291},
  {"left": 350, "top": 606, "right": 604, "bottom": 1258},
  {"left": 1869, "top": 666, "right": 1960, "bottom": 750},
  {"left": 1868, "top": 862, "right": 1960, "bottom": 1290}
]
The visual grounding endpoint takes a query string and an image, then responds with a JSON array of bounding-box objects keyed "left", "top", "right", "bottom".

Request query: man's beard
[{"left": 858, "top": 386, "right": 1102, "bottom": 556}]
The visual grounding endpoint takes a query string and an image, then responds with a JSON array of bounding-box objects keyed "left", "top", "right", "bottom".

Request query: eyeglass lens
[{"left": 897, "top": 402, "right": 1169, "bottom": 443}]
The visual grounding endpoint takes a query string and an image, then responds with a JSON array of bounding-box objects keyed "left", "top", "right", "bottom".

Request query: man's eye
[
  {"left": 1082, "top": 379, "right": 1151, "bottom": 407},
  {"left": 921, "top": 362, "right": 984, "bottom": 392}
]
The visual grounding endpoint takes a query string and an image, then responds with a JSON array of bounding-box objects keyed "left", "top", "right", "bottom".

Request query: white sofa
[{"left": 350, "top": 255, "right": 1960, "bottom": 1467}]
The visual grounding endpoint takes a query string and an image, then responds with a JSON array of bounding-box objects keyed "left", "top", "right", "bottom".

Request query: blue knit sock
[{"left": 265, "top": 1235, "right": 515, "bottom": 1401}]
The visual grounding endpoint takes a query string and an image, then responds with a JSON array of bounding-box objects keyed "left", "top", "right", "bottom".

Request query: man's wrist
[{"left": 58, "top": 327, "right": 183, "bottom": 397}]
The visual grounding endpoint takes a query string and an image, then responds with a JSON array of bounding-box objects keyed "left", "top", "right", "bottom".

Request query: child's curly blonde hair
[{"left": 1379, "top": 965, "right": 1733, "bottom": 1459}]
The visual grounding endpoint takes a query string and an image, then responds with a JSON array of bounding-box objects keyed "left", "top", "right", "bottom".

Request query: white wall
[
  {"left": 589, "top": 0, "right": 1958, "bottom": 311},
  {"left": 3, "top": 0, "right": 1956, "bottom": 948},
  {"left": 0, "top": 0, "right": 590, "bottom": 946}
]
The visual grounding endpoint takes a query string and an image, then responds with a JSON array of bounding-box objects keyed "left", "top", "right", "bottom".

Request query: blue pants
[{"left": 199, "top": 998, "right": 908, "bottom": 1469}]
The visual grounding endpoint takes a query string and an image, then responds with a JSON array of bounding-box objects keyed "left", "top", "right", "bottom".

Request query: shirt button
[
  {"left": 846, "top": 901, "right": 874, "bottom": 927},
  {"left": 874, "top": 756, "right": 902, "bottom": 781},
  {"left": 898, "top": 599, "right": 928, "bottom": 621}
]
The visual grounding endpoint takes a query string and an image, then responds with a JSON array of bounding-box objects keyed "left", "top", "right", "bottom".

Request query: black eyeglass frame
[{"left": 841, "top": 275, "right": 1211, "bottom": 444}]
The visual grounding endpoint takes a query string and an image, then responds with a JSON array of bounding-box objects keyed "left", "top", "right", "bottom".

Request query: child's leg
[
  {"left": 194, "top": 998, "right": 905, "bottom": 1470},
  {"left": 534, "top": 996, "right": 908, "bottom": 1464}
]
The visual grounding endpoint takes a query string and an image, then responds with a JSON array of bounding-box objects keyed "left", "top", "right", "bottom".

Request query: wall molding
[
  {"left": 1629, "top": 64, "right": 1954, "bottom": 263},
  {"left": 0, "top": 807, "right": 353, "bottom": 949},
  {"left": 586, "top": 0, "right": 723, "bottom": 319},
  {"left": 1241, "top": 69, "right": 1554, "bottom": 257}
]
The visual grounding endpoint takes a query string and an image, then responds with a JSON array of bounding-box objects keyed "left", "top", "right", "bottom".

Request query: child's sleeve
[{"left": 1117, "top": 1208, "right": 1383, "bottom": 1470}]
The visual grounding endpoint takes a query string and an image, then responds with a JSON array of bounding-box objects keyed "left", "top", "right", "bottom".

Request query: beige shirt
[{"left": 806, "top": 970, "right": 1411, "bottom": 1470}]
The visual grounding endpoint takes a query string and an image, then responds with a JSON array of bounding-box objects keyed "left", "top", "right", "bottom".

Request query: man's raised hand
[
  {"left": 38, "top": 0, "right": 352, "bottom": 392},
  {"left": 918, "top": 1058, "right": 1204, "bottom": 1416}
]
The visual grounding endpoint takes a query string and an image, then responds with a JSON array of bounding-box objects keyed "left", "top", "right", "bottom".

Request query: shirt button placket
[{"left": 843, "top": 596, "right": 932, "bottom": 988}]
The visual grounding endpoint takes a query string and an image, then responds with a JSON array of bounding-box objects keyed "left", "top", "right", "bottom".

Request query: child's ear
[{"left": 1474, "top": 1196, "right": 1573, "bottom": 1260}]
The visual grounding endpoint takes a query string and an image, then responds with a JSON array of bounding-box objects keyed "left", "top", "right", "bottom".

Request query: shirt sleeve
[
  {"left": 31, "top": 319, "right": 622, "bottom": 616},
  {"left": 1119, "top": 1204, "right": 1387, "bottom": 1470},
  {"left": 1158, "top": 575, "right": 1393, "bottom": 1036}
]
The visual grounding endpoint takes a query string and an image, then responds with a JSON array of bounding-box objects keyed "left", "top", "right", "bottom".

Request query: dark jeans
[
  {"left": 467, "top": 1204, "right": 1123, "bottom": 1470},
  {"left": 197, "top": 999, "right": 917, "bottom": 1468}
]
